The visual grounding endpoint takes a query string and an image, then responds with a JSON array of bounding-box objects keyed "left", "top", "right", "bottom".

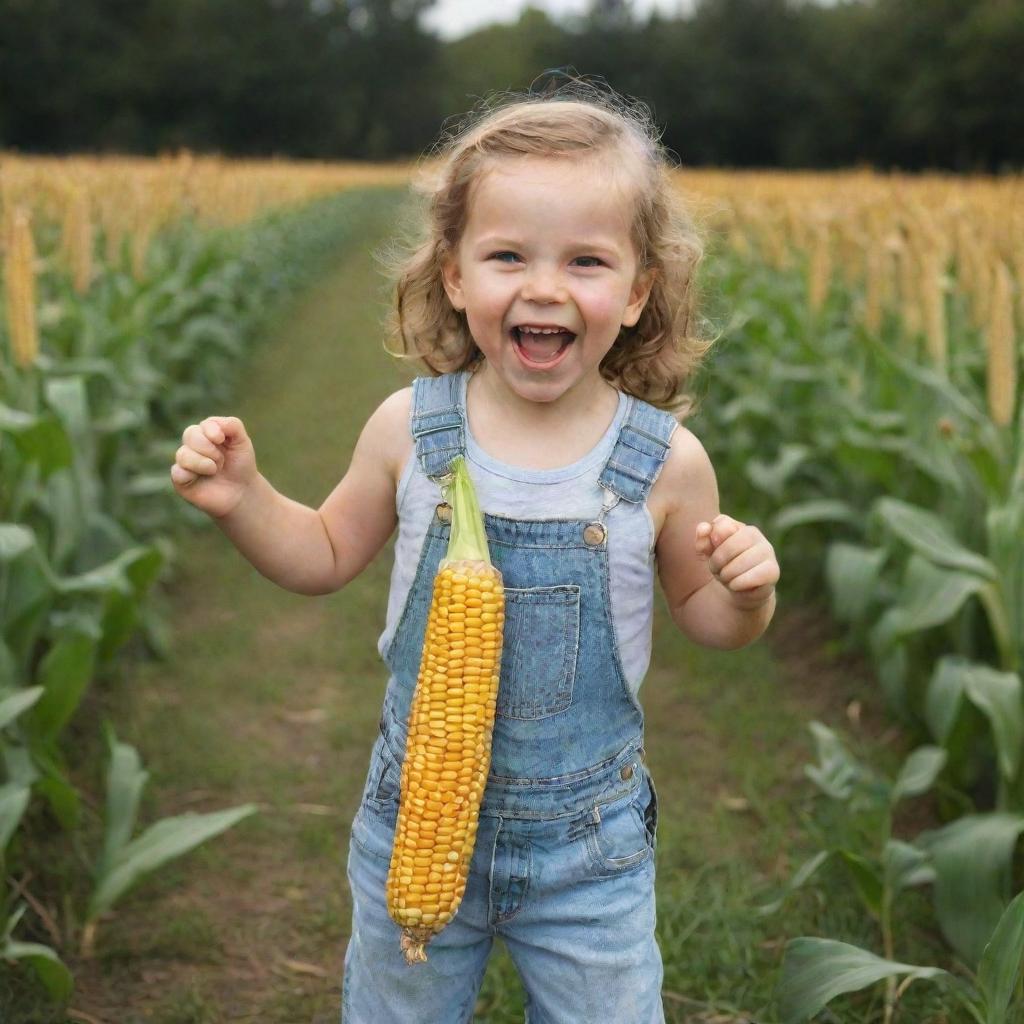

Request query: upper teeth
[{"left": 519, "top": 326, "right": 566, "bottom": 334}]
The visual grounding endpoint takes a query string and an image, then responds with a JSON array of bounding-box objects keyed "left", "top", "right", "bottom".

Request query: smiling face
[{"left": 440, "top": 154, "right": 654, "bottom": 407}]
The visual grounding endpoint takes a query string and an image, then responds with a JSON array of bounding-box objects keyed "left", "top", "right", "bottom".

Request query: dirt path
[{"left": 56, "top": 190, "right": 917, "bottom": 1024}]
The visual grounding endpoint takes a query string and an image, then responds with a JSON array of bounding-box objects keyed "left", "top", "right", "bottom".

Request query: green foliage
[
  {"left": 0, "top": 0, "right": 1021, "bottom": 169},
  {"left": 694, "top": 243, "right": 1024, "bottom": 807},
  {"left": 0, "top": 907, "right": 72, "bottom": 1004},
  {"left": 776, "top": 937, "right": 951, "bottom": 1023},
  {"left": 85, "top": 723, "right": 257, "bottom": 934},
  {"left": 0, "top": 186, "right": 397, "bottom": 1009},
  {"left": 766, "top": 723, "right": 1024, "bottom": 1022}
]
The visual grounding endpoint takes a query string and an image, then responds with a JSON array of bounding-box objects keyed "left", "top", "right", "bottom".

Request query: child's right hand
[{"left": 170, "top": 416, "right": 259, "bottom": 519}]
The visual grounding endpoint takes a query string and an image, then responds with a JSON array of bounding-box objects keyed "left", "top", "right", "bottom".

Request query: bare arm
[
  {"left": 654, "top": 428, "right": 775, "bottom": 650},
  {"left": 213, "top": 388, "right": 408, "bottom": 596},
  {"left": 316, "top": 387, "right": 410, "bottom": 592},
  {"left": 212, "top": 472, "right": 338, "bottom": 596},
  {"left": 670, "top": 579, "right": 776, "bottom": 650}
]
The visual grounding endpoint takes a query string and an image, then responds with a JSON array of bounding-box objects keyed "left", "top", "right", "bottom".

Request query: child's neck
[{"left": 466, "top": 365, "right": 621, "bottom": 470}]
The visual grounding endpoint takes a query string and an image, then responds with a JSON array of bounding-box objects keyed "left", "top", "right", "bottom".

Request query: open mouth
[{"left": 510, "top": 326, "right": 577, "bottom": 366}]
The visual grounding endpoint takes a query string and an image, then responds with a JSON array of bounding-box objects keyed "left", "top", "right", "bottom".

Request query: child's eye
[
  {"left": 490, "top": 251, "right": 521, "bottom": 263},
  {"left": 573, "top": 256, "right": 604, "bottom": 268}
]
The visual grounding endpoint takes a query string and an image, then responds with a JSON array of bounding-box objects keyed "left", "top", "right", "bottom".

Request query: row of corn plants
[
  {"left": 0, "top": 157, "right": 409, "bottom": 1007},
  {"left": 684, "top": 173, "right": 1023, "bottom": 1021}
]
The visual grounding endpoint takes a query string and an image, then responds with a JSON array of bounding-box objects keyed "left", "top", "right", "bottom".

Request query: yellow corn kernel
[{"left": 386, "top": 557, "right": 504, "bottom": 964}]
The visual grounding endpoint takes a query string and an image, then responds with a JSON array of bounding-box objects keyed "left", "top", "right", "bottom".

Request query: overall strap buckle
[
  {"left": 410, "top": 373, "right": 466, "bottom": 485},
  {"left": 582, "top": 486, "right": 619, "bottom": 547},
  {"left": 596, "top": 394, "right": 679, "bottom": 504}
]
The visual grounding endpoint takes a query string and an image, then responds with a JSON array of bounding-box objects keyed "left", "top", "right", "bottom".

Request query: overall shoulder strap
[
  {"left": 410, "top": 372, "right": 465, "bottom": 482},
  {"left": 597, "top": 395, "right": 679, "bottom": 503}
]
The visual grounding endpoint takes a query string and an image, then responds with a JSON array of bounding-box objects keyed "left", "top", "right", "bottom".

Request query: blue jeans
[{"left": 342, "top": 730, "right": 663, "bottom": 1023}]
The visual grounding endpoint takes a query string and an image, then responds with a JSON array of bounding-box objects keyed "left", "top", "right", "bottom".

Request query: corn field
[{"left": 1, "top": 154, "right": 1022, "bottom": 1021}]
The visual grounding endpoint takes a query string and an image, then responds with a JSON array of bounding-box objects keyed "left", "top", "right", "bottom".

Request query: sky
[{"left": 421, "top": 0, "right": 695, "bottom": 40}]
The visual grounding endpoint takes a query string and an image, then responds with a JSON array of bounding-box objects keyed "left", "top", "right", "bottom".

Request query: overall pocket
[
  {"left": 641, "top": 768, "right": 659, "bottom": 851},
  {"left": 497, "top": 584, "right": 581, "bottom": 720},
  {"left": 361, "top": 732, "right": 402, "bottom": 821},
  {"left": 351, "top": 732, "right": 402, "bottom": 865},
  {"left": 584, "top": 771, "right": 657, "bottom": 878}
]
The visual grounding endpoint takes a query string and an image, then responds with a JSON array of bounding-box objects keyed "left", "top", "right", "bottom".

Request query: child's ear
[
  {"left": 621, "top": 268, "right": 656, "bottom": 329},
  {"left": 440, "top": 253, "right": 466, "bottom": 311}
]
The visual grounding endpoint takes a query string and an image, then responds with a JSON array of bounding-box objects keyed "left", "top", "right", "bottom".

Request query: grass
[{"left": 3, "top": 186, "right": 974, "bottom": 1023}]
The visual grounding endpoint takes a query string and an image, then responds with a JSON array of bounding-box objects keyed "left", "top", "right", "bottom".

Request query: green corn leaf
[
  {"left": 926, "top": 656, "right": 972, "bottom": 744},
  {"left": 180, "top": 314, "right": 243, "bottom": 356},
  {"left": 92, "top": 546, "right": 163, "bottom": 664},
  {"left": 892, "top": 745, "right": 947, "bottom": 803},
  {"left": 986, "top": 496, "right": 1022, "bottom": 668},
  {"left": 44, "top": 376, "right": 91, "bottom": 445},
  {"left": 0, "top": 524, "right": 35, "bottom": 562},
  {"left": 838, "top": 420, "right": 965, "bottom": 491},
  {"left": 925, "top": 657, "right": 1023, "bottom": 783},
  {"left": 88, "top": 804, "right": 258, "bottom": 920},
  {"left": 0, "top": 405, "right": 74, "bottom": 479},
  {"left": 745, "top": 443, "right": 812, "bottom": 499},
  {"left": 52, "top": 548, "right": 148, "bottom": 597},
  {"left": 964, "top": 668, "right": 1023, "bottom": 783},
  {"left": 769, "top": 500, "right": 861, "bottom": 541},
  {"left": 31, "top": 741, "right": 79, "bottom": 831},
  {"left": 884, "top": 839, "right": 935, "bottom": 892},
  {"left": 2, "top": 539, "right": 55, "bottom": 669},
  {"left": 977, "top": 889, "right": 1024, "bottom": 1024},
  {"left": 917, "top": 813, "right": 1024, "bottom": 967},
  {"left": 848, "top": 408, "right": 907, "bottom": 432},
  {"left": 0, "top": 640, "right": 15, "bottom": 688},
  {"left": 873, "top": 497, "right": 998, "bottom": 580},
  {"left": 876, "top": 642, "right": 910, "bottom": 719},
  {"left": 0, "top": 783, "right": 31, "bottom": 850},
  {"left": 28, "top": 629, "right": 99, "bottom": 743},
  {"left": 870, "top": 555, "right": 988, "bottom": 653},
  {"left": 824, "top": 542, "right": 888, "bottom": 623},
  {"left": 776, "top": 937, "right": 949, "bottom": 1022},
  {"left": 804, "top": 721, "right": 869, "bottom": 800},
  {"left": 0, "top": 938, "right": 73, "bottom": 1002},
  {"left": 836, "top": 850, "right": 884, "bottom": 916},
  {"left": 2, "top": 902, "right": 26, "bottom": 943},
  {"left": 98, "top": 725, "right": 149, "bottom": 880},
  {"left": 756, "top": 850, "right": 830, "bottom": 916},
  {"left": 2, "top": 743, "right": 39, "bottom": 790},
  {"left": 0, "top": 686, "right": 44, "bottom": 730},
  {"left": 719, "top": 392, "right": 774, "bottom": 424}
]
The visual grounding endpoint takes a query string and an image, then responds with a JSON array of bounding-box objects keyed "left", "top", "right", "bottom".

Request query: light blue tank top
[{"left": 377, "top": 369, "right": 676, "bottom": 700}]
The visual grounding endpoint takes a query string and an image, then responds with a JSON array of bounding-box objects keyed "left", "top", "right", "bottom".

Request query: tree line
[{"left": 1, "top": 0, "right": 1021, "bottom": 171}]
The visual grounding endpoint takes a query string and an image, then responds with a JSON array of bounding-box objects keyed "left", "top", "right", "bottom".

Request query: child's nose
[{"left": 520, "top": 265, "right": 568, "bottom": 304}]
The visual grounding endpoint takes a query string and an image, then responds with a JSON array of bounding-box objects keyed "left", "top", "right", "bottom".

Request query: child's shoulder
[
  {"left": 370, "top": 385, "right": 414, "bottom": 490},
  {"left": 646, "top": 420, "right": 717, "bottom": 541}
]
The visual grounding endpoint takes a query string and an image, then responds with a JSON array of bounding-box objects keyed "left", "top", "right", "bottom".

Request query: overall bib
[{"left": 342, "top": 371, "right": 677, "bottom": 1024}]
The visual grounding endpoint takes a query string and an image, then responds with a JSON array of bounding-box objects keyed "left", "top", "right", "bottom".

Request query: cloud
[{"left": 421, "top": 0, "right": 691, "bottom": 41}]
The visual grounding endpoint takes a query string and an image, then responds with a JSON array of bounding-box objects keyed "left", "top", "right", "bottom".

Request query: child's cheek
[{"left": 587, "top": 291, "right": 624, "bottom": 324}]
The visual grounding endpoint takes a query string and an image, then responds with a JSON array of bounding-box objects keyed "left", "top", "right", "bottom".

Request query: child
[{"left": 171, "top": 80, "right": 779, "bottom": 1023}]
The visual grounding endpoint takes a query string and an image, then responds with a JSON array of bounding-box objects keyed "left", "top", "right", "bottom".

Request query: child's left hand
[{"left": 695, "top": 514, "right": 779, "bottom": 610}]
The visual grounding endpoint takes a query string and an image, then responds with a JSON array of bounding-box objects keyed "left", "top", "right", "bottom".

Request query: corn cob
[{"left": 387, "top": 455, "right": 504, "bottom": 964}]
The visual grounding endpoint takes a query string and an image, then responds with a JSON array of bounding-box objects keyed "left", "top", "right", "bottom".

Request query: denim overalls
[{"left": 342, "top": 370, "right": 678, "bottom": 1024}]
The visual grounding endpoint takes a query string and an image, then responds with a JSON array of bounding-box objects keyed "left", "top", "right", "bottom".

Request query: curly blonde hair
[{"left": 378, "top": 76, "right": 713, "bottom": 418}]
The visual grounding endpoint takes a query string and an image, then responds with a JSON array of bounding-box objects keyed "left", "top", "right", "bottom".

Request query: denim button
[
  {"left": 583, "top": 522, "right": 606, "bottom": 546},
  {"left": 620, "top": 763, "right": 634, "bottom": 780},
  {"left": 436, "top": 502, "right": 452, "bottom": 523}
]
